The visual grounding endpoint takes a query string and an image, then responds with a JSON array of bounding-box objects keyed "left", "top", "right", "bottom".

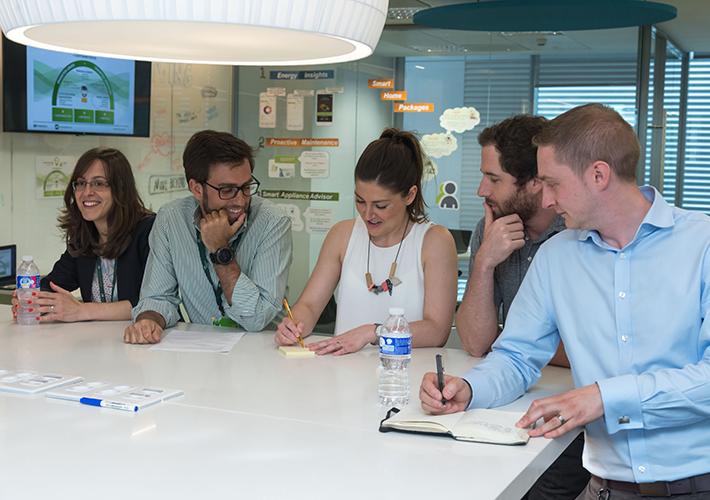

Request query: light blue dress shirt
[
  {"left": 463, "top": 186, "right": 710, "bottom": 483},
  {"left": 132, "top": 195, "right": 292, "bottom": 331}
]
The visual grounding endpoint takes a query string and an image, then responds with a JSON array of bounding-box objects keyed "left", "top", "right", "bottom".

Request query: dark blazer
[{"left": 40, "top": 215, "right": 155, "bottom": 307}]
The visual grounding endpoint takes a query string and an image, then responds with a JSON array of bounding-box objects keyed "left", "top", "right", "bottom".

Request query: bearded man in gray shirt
[{"left": 456, "top": 115, "right": 586, "bottom": 500}]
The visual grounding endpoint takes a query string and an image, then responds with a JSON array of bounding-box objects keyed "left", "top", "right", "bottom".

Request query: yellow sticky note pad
[{"left": 279, "top": 345, "right": 315, "bottom": 357}]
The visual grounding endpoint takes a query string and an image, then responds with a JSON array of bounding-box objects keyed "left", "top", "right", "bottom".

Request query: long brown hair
[
  {"left": 355, "top": 128, "right": 428, "bottom": 223},
  {"left": 58, "top": 148, "right": 152, "bottom": 259}
]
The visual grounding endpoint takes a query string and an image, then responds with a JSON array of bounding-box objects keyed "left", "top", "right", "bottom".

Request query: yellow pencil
[{"left": 283, "top": 298, "right": 305, "bottom": 348}]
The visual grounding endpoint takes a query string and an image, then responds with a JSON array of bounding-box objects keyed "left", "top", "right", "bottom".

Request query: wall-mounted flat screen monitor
[{"left": 2, "top": 35, "right": 151, "bottom": 137}]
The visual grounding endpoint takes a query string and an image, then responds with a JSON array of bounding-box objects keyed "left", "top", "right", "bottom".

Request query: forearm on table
[
  {"left": 135, "top": 310, "right": 167, "bottom": 328},
  {"left": 456, "top": 262, "right": 501, "bottom": 356},
  {"left": 409, "top": 318, "right": 451, "bottom": 348},
  {"left": 80, "top": 300, "right": 133, "bottom": 321}
]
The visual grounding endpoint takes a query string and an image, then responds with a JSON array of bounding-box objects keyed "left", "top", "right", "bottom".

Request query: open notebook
[
  {"left": 0, "top": 369, "right": 83, "bottom": 395},
  {"left": 46, "top": 380, "right": 184, "bottom": 411},
  {"left": 379, "top": 405, "right": 533, "bottom": 445}
]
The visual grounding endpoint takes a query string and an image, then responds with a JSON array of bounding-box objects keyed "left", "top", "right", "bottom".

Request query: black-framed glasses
[
  {"left": 72, "top": 180, "right": 110, "bottom": 192},
  {"left": 203, "top": 177, "right": 260, "bottom": 200}
]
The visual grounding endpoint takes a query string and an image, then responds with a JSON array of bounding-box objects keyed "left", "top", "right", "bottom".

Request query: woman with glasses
[
  {"left": 12, "top": 148, "right": 154, "bottom": 322},
  {"left": 275, "top": 128, "right": 458, "bottom": 355}
]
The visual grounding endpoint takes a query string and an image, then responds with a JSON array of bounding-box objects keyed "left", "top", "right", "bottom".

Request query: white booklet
[
  {"left": 379, "top": 405, "right": 533, "bottom": 445},
  {"left": 0, "top": 369, "right": 83, "bottom": 395},
  {"left": 46, "top": 380, "right": 184, "bottom": 412}
]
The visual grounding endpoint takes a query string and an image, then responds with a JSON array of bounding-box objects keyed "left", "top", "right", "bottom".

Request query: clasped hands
[
  {"left": 419, "top": 373, "right": 604, "bottom": 438},
  {"left": 275, "top": 319, "right": 377, "bottom": 356}
]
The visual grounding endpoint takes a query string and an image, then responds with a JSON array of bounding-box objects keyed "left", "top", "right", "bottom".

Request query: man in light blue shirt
[
  {"left": 420, "top": 103, "right": 710, "bottom": 498},
  {"left": 125, "top": 130, "right": 292, "bottom": 343}
]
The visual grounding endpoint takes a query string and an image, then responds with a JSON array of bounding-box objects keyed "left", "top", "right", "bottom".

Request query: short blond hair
[{"left": 533, "top": 103, "right": 639, "bottom": 183}]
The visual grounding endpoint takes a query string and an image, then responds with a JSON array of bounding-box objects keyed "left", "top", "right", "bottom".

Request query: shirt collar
[{"left": 579, "top": 186, "right": 675, "bottom": 247}]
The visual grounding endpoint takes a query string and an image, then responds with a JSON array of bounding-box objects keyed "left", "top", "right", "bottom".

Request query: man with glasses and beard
[
  {"left": 455, "top": 115, "right": 588, "bottom": 500},
  {"left": 125, "top": 130, "right": 292, "bottom": 344}
]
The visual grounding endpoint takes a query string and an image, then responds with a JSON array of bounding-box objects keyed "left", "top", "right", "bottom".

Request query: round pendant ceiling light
[
  {"left": 412, "top": 0, "right": 677, "bottom": 32},
  {"left": 0, "top": 0, "right": 388, "bottom": 65}
]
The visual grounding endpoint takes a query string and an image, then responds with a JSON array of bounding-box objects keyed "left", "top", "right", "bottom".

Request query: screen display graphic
[{"left": 27, "top": 47, "right": 136, "bottom": 135}]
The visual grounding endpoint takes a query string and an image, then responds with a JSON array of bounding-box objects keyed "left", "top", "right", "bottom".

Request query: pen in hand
[
  {"left": 436, "top": 354, "right": 446, "bottom": 406},
  {"left": 283, "top": 298, "right": 305, "bottom": 348}
]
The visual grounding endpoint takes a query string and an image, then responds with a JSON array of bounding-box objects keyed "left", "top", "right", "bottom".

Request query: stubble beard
[{"left": 494, "top": 186, "right": 539, "bottom": 224}]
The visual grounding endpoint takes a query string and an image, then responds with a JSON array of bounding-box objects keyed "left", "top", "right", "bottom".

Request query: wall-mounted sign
[
  {"left": 148, "top": 174, "right": 189, "bottom": 195},
  {"left": 266, "top": 87, "right": 286, "bottom": 96},
  {"left": 420, "top": 133, "right": 458, "bottom": 158},
  {"left": 270, "top": 70, "right": 335, "bottom": 80},
  {"left": 394, "top": 103, "right": 434, "bottom": 113},
  {"left": 381, "top": 91, "right": 407, "bottom": 101},
  {"left": 368, "top": 79, "right": 394, "bottom": 89},
  {"left": 440, "top": 106, "right": 481, "bottom": 134},
  {"left": 36, "top": 155, "right": 75, "bottom": 199},
  {"left": 299, "top": 151, "right": 329, "bottom": 178},
  {"left": 265, "top": 138, "right": 339, "bottom": 147},
  {"left": 261, "top": 190, "right": 339, "bottom": 201}
]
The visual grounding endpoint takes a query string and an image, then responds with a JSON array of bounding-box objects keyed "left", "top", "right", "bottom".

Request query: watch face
[{"left": 215, "top": 247, "right": 233, "bottom": 264}]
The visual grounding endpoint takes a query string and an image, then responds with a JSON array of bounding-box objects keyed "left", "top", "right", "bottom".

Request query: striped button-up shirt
[{"left": 132, "top": 195, "right": 292, "bottom": 331}]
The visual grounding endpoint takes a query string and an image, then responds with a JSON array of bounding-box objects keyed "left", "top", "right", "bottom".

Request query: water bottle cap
[
  {"left": 22, "top": 255, "right": 33, "bottom": 262},
  {"left": 388, "top": 307, "right": 404, "bottom": 316}
]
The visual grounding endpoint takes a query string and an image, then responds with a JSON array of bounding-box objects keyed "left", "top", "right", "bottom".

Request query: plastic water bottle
[
  {"left": 379, "top": 307, "right": 412, "bottom": 408},
  {"left": 16, "top": 256, "right": 41, "bottom": 326}
]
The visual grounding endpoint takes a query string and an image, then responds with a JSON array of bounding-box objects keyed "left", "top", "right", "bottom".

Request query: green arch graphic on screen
[{"left": 51, "top": 60, "right": 114, "bottom": 110}]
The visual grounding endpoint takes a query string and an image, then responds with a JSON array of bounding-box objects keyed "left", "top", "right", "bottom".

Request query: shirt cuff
[
  {"left": 597, "top": 374, "right": 644, "bottom": 434},
  {"left": 462, "top": 369, "right": 495, "bottom": 410},
  {"left": 132, "top": 298, "right": 180, "bottom": 328}
]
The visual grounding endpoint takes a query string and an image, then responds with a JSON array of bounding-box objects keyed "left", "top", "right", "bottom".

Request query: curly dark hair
[
  {"left": 59, "top": 148, "right": 152, "bottom": 259},
  {"left": 355, "top": 128, "right": 428, "bottom": 223},
  {"left": 477, "top": 115, "right": 549, "bottom": 187}
]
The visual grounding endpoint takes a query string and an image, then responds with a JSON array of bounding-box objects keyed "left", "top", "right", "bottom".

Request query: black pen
[{"left": 436, "top": 354, "right": 446, "bottom": 405}]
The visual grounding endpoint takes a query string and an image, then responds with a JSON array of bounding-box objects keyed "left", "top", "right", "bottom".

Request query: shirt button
[
  {"left": 638, "top": 466, "right": 645, "bottom": 473},
  {"left": 620, "top": 253, "right": 626, "bottom": 259},
  {"left": 525, "top": 236, "right": 529, "bottom": 241},
  {"left": 622, "top": 335, "right": 628, "bottom": 342},
  {"left": 619, "top": 292, "right": 626, "bottom": 298},
  {"left": 527, "top": 256, "right": 532, "bottom": 262}
]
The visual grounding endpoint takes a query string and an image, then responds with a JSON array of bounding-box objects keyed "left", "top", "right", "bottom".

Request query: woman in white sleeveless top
[{"left": 275, "top": 129, "right": 458, "bottom": 355}]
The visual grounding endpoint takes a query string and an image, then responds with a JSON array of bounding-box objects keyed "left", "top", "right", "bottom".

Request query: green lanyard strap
[
  {"left": 195, "top": 229, "right": 239, "bottom": 318},
  {"left": 96, "top": 259, "right": 118, "bottom": 303}
]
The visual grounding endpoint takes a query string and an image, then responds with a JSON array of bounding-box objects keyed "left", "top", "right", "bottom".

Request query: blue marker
[{"left": 79, "top": 397, "right": 138, "bottom": 412}]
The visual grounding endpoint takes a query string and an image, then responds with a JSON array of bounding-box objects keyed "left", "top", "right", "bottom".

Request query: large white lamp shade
[{"left": 0, "top": 0, "right": 388, "bottom": 65}]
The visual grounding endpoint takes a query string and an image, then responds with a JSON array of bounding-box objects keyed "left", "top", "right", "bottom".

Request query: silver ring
[
  {"left": 336, "top": 340, "right": 342, "bottom": 348},
  {"left": 556, "top": 414, "right": 565, "bottom": 425},
  {"left": 51, "top": 305, "right": 54, "bottom": 313}
]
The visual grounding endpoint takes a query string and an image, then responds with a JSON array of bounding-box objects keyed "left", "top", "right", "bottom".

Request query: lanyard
[
  {"left": 195, "top": 229, "right": 238, "bottom": 318},
  {"left": 96, "top": 259, "right": 118, "bottom": 303}
]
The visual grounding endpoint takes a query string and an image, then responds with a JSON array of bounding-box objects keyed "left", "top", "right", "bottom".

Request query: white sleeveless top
[{"left": 335, "top": 216, "right": 432, "bottom": 335}]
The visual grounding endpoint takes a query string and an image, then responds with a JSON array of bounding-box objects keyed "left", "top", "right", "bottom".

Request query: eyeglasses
[
  {"left": 203, "top": 177, "right": 260, "bottom": 200},
  {"left": 72, "top": 180, "right": 110, "bottom": 191}
]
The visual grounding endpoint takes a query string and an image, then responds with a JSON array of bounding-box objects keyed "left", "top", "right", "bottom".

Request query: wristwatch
[
  {"left": 209, "top": 246, "right": 234, "bottom": 265},
  {"left": 371, "top": 323, "right": 382, "bottom": 346}
]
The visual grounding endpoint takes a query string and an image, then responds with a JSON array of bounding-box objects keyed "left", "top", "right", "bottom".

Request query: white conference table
[{"left": 0, "top": 305, "right": 578, "bottom": 500}]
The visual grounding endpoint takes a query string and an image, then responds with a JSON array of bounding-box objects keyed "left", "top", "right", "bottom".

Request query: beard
[
  {"left": 200, "top": 189, "right": 248, "bottom": 224},
  {"left": 492, "top": 186, "right": 539, "bottom": 224}
]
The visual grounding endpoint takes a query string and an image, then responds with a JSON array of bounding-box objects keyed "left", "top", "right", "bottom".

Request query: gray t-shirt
[{"left": 466, "top": 214, "right": 566, "bottom": 324}]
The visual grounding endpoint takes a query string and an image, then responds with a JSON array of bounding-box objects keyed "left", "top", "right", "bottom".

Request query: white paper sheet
[{"left": 148, "top": 330, "right": 245, "bottom": 353}]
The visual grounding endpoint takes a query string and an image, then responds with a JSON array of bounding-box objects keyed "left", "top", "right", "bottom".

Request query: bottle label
[
  {"left": 17, "top": 275, "right": 40, "bottom": 289},
  {"left": 379, "top": 335, "right": 411, "bottom": 355}
]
